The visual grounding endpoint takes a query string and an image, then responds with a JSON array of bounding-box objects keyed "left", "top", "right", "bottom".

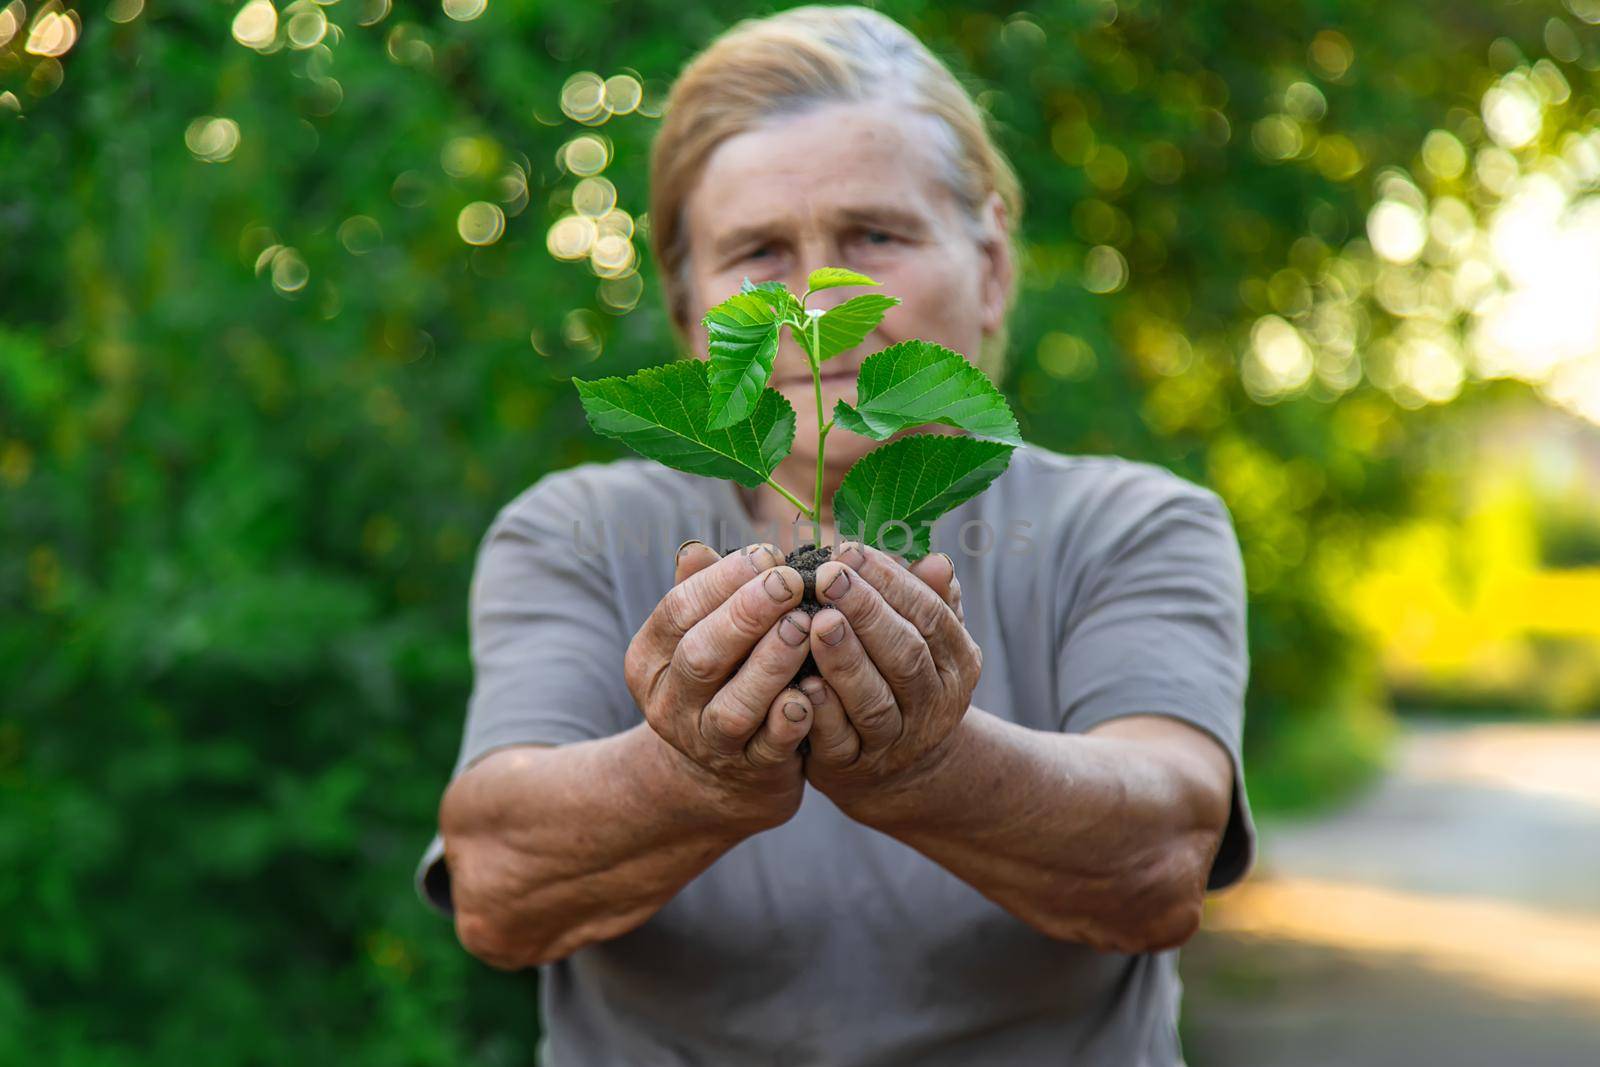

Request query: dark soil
[{"left": 722, "top": 541, "right": 833, "bottom": 696}]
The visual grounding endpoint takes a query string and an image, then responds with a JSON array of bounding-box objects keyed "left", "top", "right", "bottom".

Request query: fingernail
[
  {"left": 836, "top": 541, "right": 865, "bottom": 568},
  {"left": 676, "top": 538, "right": 704, "bottom": 562},
  {"left": 937, "top": 551, "right": 954, "bottom": 573},
  {"left": 800, "top": 677, "right": 826, "bottom": 705},
  {"left": 744, "top": 542, "right": 781, "bottom": 572},
  {"left": 783, "top": 701, "right": 809, "bottom": 723},
  {"left": 822, "top": 567, "right": 850, "bottom": 601},
  {"left": 778, "top": 612, "right": 809, "bottom": 646},
  {"left": 764, "top": 568, "right": 793, "bottom": 602},
  {"left": 819, "top": 619, "right": 846, "bottom": 646}
]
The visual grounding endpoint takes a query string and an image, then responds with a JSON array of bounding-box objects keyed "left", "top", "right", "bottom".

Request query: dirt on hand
[{"left": 723, "top": 543, "right": 834, "bottom": 688}]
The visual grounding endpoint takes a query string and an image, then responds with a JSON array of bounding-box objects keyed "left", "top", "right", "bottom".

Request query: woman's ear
[{"left": 976, "top": 191, "right": 1014, "bottom": 337}]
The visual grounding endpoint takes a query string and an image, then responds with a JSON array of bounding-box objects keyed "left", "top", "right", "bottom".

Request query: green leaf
[
  {"left": 740, "top": 277, "right": 799, "bottom": 319},
  {"left": 832, "top": 433, "right": 1015, "bottom": 557},
  {"left": 702, "top": 291, "right": 784, "bottom": 430},
  {"left": 832, "top": 340, "right": 1022, "bottom": 445},
  {"left": 806, "top": 293, "right": 901, "bottom": 363},
  {"left": 573, "top": 360, "right": 795, "bottom": 488},
  {"left": 805, "top": 267, "right": 880, "bottom": 294}
]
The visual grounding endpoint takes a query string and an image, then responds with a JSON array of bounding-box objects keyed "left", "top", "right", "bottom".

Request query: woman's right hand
[{"left": 623, "top": 541, "right": 816, "bottom": 830}]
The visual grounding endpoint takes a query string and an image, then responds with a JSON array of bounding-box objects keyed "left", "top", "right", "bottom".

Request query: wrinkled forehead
[{"left": 683, "top": 102, "right": 965, "bottom": 250}]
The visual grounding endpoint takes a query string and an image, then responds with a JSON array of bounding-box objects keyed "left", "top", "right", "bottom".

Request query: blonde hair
[{"left": 647, "top": 4, "right": 1024, "bottom": 379}]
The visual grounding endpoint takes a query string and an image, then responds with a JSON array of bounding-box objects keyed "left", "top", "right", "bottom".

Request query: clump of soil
[{"left": 722, "top": 542, "right": 833, "bottom": 689}]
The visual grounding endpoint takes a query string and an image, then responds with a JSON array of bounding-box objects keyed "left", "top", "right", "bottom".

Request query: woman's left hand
[{"left": 799, "top": 541, "right": 981, "bottom": 821}]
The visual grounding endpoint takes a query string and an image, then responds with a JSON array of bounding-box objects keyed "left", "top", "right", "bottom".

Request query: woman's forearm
[
  {"left": 439, "top": 722, "right": 778, "bottom": 969},
  {"left": 849, "top": 708, "right": 1233, "bottom": 954}
]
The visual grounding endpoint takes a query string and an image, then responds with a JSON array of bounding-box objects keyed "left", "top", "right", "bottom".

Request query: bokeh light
[
  {"left": 571, "top": 176, "right": 617, "bottom": 217},
  {"left": 23, "top": 6, "right": 77, "bottom": 57},
  {"left": 441, "top": 135, "right": 498, "bottom": 179},
  {"left": 1368, "top": 200, "right": 1427, "bottom": 264},
  {"left": 563, "top": 307, "right": 603, "bottom": 359},
  {"left": 560, "top": 72, "right": 606, "bottom": 123},
  {"left": 268, "top": 247, "right": 308, "bottom": 294},
  {"left": 546, "top": 214, "right": 596, "bottom": 260},
  {"left": 0, "top": 2, "right": 23, "bottom": 49},
  {"left": 539, "top": 56, "right": 648, "bottom": 292},
  {"left": 1313, "top": 134, "right": 1365, "bottom": 182},
  {"left": 603, "top": 74, "right": 642, "bottom": 115},
  {"left": 1081, "top": 245, "right": 1128, "bottom": 294},
  {"left": 337, "top": 215, "right": 382, "bottom": 255},
  {"left": 231, "top": 0, "right": 277, "bottom": 50},
  {"left": 285, "top": 6, "right": 327, "bottom": 50},
  {"left": 1244, "top": 315, "right": 1315, "bottom": 400},
  {"left": 1037, "top": 332, "right": 1098, "bottom": 380},
  {"left": 1140, "top": 141, "right": 1184, "bottom": 184},
  {"left": 1422, "top": 130, "right": 1468, "bottom": 180},
  {"left": 185, "top": 116, "right": 241, "bottom": 163},
  {"left": 595, "top": 208, "right": 634, "bottom": 241},
  {"left": 497, "top": 163, "right": 530, "bottom": 215},
  {"left": 598, "top": 271, "right": 644, "bottom": 314},
  {"left": 1284, "top": 81, "right": 1327, "bottom": 122},
  {"left": 1246, "top": 54, "right": 1600, "bottom": 428},
  {"left": 391, "top": 169, "right": 429, "bottom": 207},
  {"left": 1483, "top": 73, "right": 1543, "bottom": 149},
  {"left": 1308, "top": 28, "right": 1354, "bottom": 79},
  {"left": 386, "top": 22, "right": 433, "bottom": 67},
  {"left": 561, "top": 134, "right": 610, "bottom": 176},
  {"left": 26, "top": 56, "right": 64, "bottom": 95},
  {"left": 1252, "top": 115, "right": 1303, "bottom": 162},
  {"left": 588, "top": 233, "right": 635, "bottom": 277},
  {"left": 441, "top": 0, "right": 485, "bottom": 22},
  {"left": 456, "top": 201, "right": 506, "bottom": 246},
  {"left": 355, "top": 0, "right": 390, "bottom": 27}
]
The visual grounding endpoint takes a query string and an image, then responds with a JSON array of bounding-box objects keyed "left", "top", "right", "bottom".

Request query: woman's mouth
[{"left": 778, "top": 366, "right": 856, "bottom": 388}]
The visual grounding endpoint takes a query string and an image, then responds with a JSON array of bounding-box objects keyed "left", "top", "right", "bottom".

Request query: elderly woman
[{"left": 419, "top": 5, "right": 1254, "bottom": 1064}]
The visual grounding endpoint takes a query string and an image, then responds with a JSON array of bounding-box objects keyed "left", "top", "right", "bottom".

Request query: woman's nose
[{"left": 789, "top": 240, "right": 846, "bottom": 303}]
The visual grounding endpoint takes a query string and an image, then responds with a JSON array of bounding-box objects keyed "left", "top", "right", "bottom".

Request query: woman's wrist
[{"left": 629, "top": 722, "right": 802, "bottom": 838}]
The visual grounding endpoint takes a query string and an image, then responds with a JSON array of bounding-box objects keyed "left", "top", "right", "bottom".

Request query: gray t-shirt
[{"left": 417, "top": 441, "right": 1255, "bottom": 1067}]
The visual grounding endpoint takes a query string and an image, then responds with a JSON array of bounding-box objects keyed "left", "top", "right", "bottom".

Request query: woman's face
[{"left": 680, "top": 100, "right": 1012, "bottom": 476}]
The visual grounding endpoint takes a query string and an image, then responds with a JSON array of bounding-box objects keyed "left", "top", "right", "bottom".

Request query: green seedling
[{"left": 572, "top": 267, "right": 1021, "bottom": 562}]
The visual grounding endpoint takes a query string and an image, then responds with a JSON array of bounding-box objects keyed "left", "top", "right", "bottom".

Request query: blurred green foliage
[{"left": 2, "top": 0, "right": 1596, "bottom": 1062}]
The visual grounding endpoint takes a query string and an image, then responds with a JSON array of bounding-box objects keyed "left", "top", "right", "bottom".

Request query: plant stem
[
  {"left": 765, "top": 475, "right": 812, "bottom": 519},
  {"left": 811, "top": 312, "right": 828, "bottom": 523}
]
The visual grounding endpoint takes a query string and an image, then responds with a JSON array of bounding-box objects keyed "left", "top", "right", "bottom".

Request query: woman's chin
[
  {"left": 777, "top": 373, "right": 856, "bottom": 408},
  {"left": 780, "top": 376, "right": 873, "bottom": 469},
  {"left": 790, "top": 437, "right": 874, "bottom": 469}
]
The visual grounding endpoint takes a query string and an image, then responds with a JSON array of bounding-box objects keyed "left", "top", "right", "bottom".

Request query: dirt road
[{"left": 1180, "top": 720, "right": 1600, "bottom": 1067}]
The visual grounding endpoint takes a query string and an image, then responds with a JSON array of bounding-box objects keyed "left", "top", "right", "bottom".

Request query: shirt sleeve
[
  {"left": 1054, "top": 476, "right": 1256, "bottom": 891},
  {"left": 415, "top": 470, "right": 636, "bottom": 916}
]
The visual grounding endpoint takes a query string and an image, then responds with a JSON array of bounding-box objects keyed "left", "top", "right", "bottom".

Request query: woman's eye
[{"left": 861, "top": 229, "right": 893, "bottom": 245}]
